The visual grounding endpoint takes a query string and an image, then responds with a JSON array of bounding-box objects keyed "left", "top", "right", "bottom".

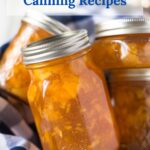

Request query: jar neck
[
  {"left": 22, "top": 21, "right": 54, "bottom": 35},
  {"left": 109, "top": 80, "right": 150, "bottom": 89},
  {"left": 27, "top": 47, "right": 91, "bottom": 69},
  {"left": 28, "top": 49, "right": 91, "bottom": 81},
  {"left": 14, "top": 22, "right": 52, "bottom": 46},
  {"left": 96, "top": 33, "right": 150, "bottom": 41}
]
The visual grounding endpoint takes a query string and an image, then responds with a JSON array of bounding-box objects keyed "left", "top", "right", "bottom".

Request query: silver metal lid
[
  {"left": 22, "top": 11, "right": 70, "bottom": 34},
  {"left": 108, "top": 68, "right": 150, "bottom": 82},
  {"left": 96, "top": 18, "right": 150, "bottom": 38},
  {"left": 22, "top": 30, "right": 90, "bottom": 66}
]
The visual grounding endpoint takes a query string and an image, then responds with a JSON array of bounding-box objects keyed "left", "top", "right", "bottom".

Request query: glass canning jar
[
  {"left": 22, "top": 30, "right": 119, "bottom": 150},
  {"left": 0, "top": 11, "right": 70, "bottom": 102},
  {"left": 90, "top": 18, "right": 150, "bottom": 70},
  {"left": 108, "top": 69, "right": 150, "bottom": 150}
]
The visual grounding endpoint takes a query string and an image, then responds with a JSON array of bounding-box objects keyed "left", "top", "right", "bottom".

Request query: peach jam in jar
[
  {"left": 0, "top": 11, "right": 70, "bottom": 102},
  {"left": 91, "top": 18, "right": 150, "bottom": 70},
  {"left": 108, "top": 68, "right": 150, "bottom": 150},
  {"left": 22, "top": 30, "right": 119, "bottom": 150}
]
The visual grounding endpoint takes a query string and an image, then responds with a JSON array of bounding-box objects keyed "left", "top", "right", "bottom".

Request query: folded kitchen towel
[
  {"left": 0, "top": 96, "right": 41, "bottom": 149},
  {"left": 0, "top": 133, "right": 39, "bottom": 150}
]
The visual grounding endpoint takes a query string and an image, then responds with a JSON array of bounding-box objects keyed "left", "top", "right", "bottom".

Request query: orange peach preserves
[
  {"left": 90, "top": 19, "right": 150, "bottom": 70},
  {"left": 108, "top": 69, "right": 150, "bottom": 149},
  {"left": 0, "top": 12, "right": 69, "bottom": 102},
  {"left": 23, "top": 30, "right": 119, "bottom": 150}
]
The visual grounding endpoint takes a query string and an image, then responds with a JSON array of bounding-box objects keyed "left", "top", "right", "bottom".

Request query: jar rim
[
  {"left": 107, "top": 68, "right": 150, "bottom": 82},
  {"left": 22, "top": 30, "right": 91, "bottom": 67},
  {"left": 22, "top": 10, "right": 70, "bottom": 34},
  {"left": 96, "top": 18, "right": 150, "bottom": 38}
]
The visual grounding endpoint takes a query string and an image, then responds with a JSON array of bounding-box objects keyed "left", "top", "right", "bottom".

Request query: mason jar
[
  {"left": 108, "top": 68, "right": 150, "bottom": 149},
  {"left": 22, "top": 30, "right": 119, "bottom": 150},
  {"left": 0, "top": 11, "right": 70, "bottom": 102},
  {"left": 90, "top": 18, "right": 150, "bottom": 70}
]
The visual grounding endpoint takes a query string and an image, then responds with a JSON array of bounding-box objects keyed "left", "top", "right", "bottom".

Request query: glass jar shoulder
[{"left": 28, "top": 55, "right": 106, "bottom": 99}]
